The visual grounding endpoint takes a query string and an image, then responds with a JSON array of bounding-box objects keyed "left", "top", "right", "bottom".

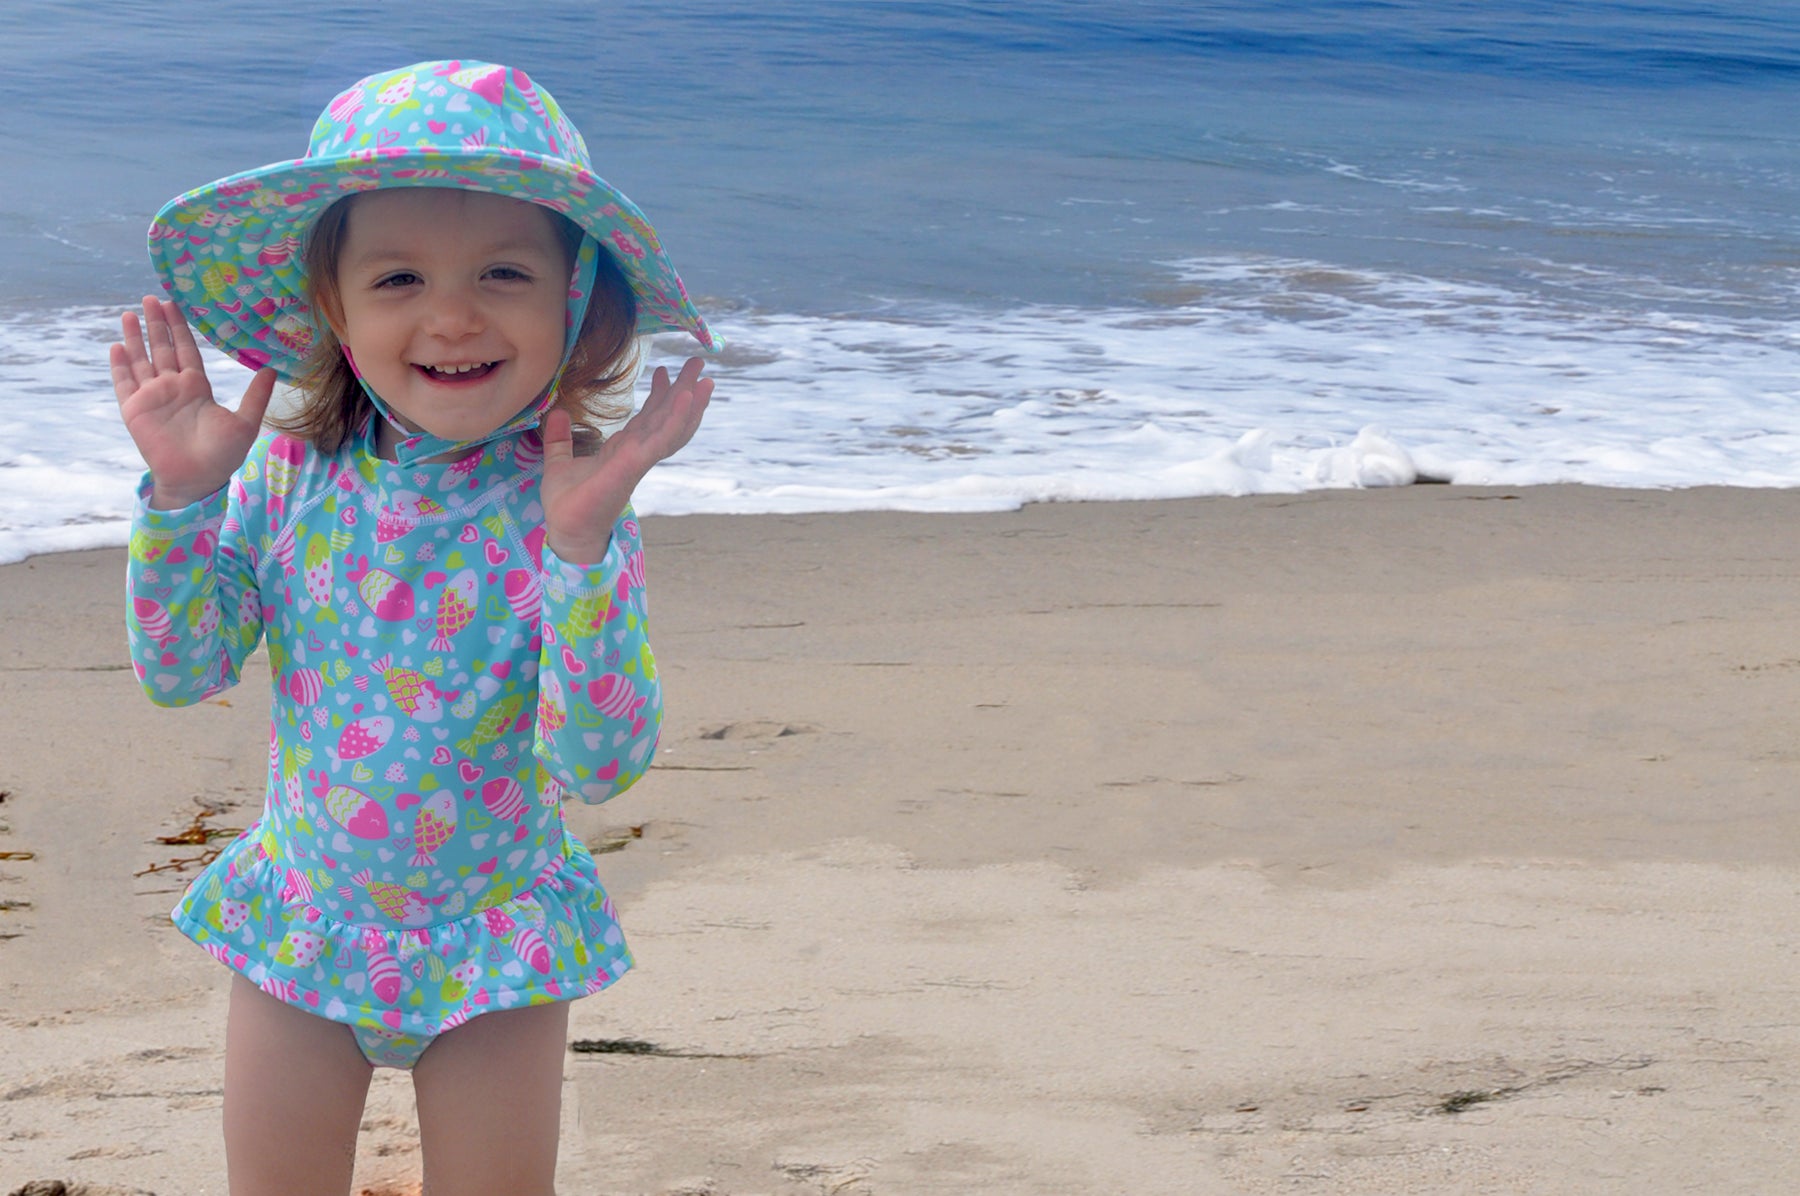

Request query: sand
[{"left": 3, "top": 485, "right": 1798, "bottom": 1194}]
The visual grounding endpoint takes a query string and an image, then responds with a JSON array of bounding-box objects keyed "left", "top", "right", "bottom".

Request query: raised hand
[
  {"left": 111, "top": 296, "right": 277, "bottom": 510},
  {"left": 540, "top": 356, "right": 714, "bottom": 564}
]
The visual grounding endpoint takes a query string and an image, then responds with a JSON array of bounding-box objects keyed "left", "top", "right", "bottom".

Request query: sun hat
[{"left": 148, "top": 59, "right": 718, "bottom": 380}]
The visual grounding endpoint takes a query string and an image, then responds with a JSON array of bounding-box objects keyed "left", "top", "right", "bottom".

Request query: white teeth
[{"left": 428, "top": 362, "right": 494, "bottom": 375}]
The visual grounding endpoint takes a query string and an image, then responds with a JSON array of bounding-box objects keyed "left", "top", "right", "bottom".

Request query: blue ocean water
[{"left": 3, "top": 0, "right": 1800, "bottom": 559}]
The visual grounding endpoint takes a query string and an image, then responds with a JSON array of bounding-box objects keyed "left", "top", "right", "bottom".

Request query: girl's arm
[
  {"left": 532, "top": 357, "right": 711, "bottom": 803},
  {"left": 532, "top": 510, "right": 662, "bottom": 804},
  {"left": 126, "top": 436, "right": 275, "bottom": 705},
  {"left": 112, "top": 297, "right": 278, "bottom": 704}
]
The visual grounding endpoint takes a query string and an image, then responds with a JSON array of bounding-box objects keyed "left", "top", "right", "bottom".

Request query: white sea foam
[{"left": 5, "top": 259, "right": 1800, "bottom": 564}]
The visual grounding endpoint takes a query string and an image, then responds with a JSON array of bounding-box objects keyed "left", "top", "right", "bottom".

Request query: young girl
[{"left": 109, "top": 60, "right": 716, "bottom": 1194}]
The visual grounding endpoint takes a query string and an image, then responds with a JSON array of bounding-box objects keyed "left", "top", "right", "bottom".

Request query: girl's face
[{"left": 323, "top": 188, "right": 572, "bottom": 450}]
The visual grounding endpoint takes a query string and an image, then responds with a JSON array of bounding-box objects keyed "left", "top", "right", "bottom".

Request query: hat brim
[{"left": 149, "top": 148, "right": 719, "bottom": 378}]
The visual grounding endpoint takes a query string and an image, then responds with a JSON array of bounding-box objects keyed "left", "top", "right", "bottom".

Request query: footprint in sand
[{"left": 697, "top": 721, "right": 819, "bottom": 741}]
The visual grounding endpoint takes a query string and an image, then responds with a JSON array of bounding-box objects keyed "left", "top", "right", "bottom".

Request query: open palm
[
  {"left": 540, "top": 357, "right": 714, "bottom": 564},
  {"left": 110, "top": 296, "right": 276, "bottom": 510}
]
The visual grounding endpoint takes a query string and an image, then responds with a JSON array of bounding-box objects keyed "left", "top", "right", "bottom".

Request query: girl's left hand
[{"left": 540, "top": 356, "right": 714, "bottom": 564}]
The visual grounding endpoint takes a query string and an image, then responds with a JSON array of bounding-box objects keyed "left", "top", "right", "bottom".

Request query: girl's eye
[
  {"left": 487, "top": 266, "right": 531, "bottom": 282},
  {"left": 375, "top": 271, "right": 421, "bottom": 289}
]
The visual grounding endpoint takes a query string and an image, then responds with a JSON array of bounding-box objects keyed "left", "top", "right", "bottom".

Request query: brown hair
[{"left": 271, "top": 193, "right": 640, "bottom": 454}]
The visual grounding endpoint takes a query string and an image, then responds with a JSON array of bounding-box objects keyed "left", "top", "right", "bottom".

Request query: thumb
[
  {"left": 237, "top": 368, "right": 279, "bottom": 429},
  {"left": 542, "top": 408, "right": 575, "bottom": 466}
]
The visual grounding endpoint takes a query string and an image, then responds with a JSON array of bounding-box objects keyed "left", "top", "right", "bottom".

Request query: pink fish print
[
  {"left": 588, "top": 673, "right": 649, "bottom": 734},
  {"left": 311, "top": 770, "right": 389, "bottom": 839},
  {"left": 345, "top": 555, "right": 415, "bottom": 620},
  {"left": 265, "top": 435, "right": 306, "bottom": 521},
  {"left": 503, "top": 568, "right": 542, "bottom": 628},
  {"left": 362, "top": 929, "right": 403, "bottom": 1004},
  {"left": 512, "top": 926, "right": 552, "bottom": 973},
  {"left": 480, "top": 777, "right": 528, "bottom": 825},
  {"left": 133, "top": 596, "right": 176, "bottom": 648},
  {"left": 335, "top": 715, "right": 394, "bottom": 761}
]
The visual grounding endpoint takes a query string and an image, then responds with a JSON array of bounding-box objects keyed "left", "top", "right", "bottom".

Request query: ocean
[{"left": 4, "top": 0, "right": 1800, "bottom": 562}]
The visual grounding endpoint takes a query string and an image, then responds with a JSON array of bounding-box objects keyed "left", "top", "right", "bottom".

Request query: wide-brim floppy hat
[{"left": 148, "top": 59, "right": 718, "bottom": 379}]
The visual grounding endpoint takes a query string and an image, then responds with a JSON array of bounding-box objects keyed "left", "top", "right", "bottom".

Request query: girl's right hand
[{"left": 110, "top": 296, "right": 278, "bottom": 510}]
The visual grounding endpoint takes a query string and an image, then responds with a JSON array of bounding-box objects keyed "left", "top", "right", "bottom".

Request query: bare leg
[
  {"left": 413, "top": 999, "right": 570, "bottom": 1196},
  {"left": 223, "top": 974, "right": 374, "bottom": 1196}
]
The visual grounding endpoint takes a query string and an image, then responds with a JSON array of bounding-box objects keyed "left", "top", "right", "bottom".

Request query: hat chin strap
[{"left": 353, "top": 235, "right": 603, "bottom": 469}]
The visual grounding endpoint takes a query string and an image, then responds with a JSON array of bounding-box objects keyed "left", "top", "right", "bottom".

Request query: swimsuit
[{"left": 127, "top": 423, "right": 659, "bottom": 1068}]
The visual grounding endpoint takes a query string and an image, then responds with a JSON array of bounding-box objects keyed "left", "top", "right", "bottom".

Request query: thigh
[
  {"left": 413, "top": 998, "right": 570, "bottom": 1196},
  {"left": 223, "top": 974, "right": 373, "bottom": 1196}
]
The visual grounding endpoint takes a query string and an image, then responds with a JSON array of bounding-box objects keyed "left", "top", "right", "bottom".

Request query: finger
[
  {"left": 645, "top": 365, "right": 671, "bottom": 403},
  {"left": 664, "top": 374, "right": 713, "bottom": 427},
  {"left": 161, "top": 299, "right": 207, "bottom": 374},
  {"left": 118, "top": 309, "right": 167, "bottom": 392},
  {"left": 142, "top": 296, "right": 178, "bottom": 375},
  {"left": 541, "top": 409, "right": 575, "bottom": 464},
  {"left": 670, "top": 377, "right": 712, "bottom": 446},
  {"left": 117, "top": 309, "right": 153, "bottom": 379},
  {"left": 670, "top": 368, "right": 713, "bottom": 422},
  {"left": 641, "top": 359, "right": 706, "bottom": 413},
  {"left": 675, "top": 356, "right": 707, "bottom": 390},
  {"left": 108, "top": 342, "right": 140, "bottom": 405},
  {"left": 235, "top": 368, "right": 279, "bottom": 430}
]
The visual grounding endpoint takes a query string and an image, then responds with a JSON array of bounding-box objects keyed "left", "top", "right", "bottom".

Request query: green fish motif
[
  {"left": 128, "top": 528, "right": 167, "bottom": 564},
  {"left": 472, "top": 880, "right": 517, "bottom": 911},
  {"left": 566, "top": 593, "right": 613, "bottom": 638},
  {"left": 457, "top": 693, "right": 524, "bottom": 756},
  {"left": 200, "top": 262, "right": 239, "bottom": 300}
]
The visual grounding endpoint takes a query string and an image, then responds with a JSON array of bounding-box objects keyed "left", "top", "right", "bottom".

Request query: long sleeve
[
  {"left": 530, "top": 509, "right": 662, "bottom": 804},
  {"left": 126, "top": 444, "right": 271, "bottom": 706}
]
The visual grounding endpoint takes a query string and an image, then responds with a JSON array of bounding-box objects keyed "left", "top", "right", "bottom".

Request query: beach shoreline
[{"left": 4, "top": 487, "right": 1798, "bottom": 1194}]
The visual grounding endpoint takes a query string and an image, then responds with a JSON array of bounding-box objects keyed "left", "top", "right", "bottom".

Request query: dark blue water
[
  {"left": 8, "top": 0, "right": 1800, "bottom": 559},
  {"left": 5, "top": 0, "right": 1799, "bottom": 315}
]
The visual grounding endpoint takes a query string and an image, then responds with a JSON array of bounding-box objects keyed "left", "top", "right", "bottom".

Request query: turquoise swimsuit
[{"left": 127, "top": 422, "right": 657, "bottom": 1068}]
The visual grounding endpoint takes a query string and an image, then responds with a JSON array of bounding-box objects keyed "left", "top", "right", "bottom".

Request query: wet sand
[{"left": 3, "top": 486, "right": 1798, "bottom": 1194}]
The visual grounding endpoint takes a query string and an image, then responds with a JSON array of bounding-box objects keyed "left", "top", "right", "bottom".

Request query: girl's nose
[{"left": 423, "top": 286, "right": 483, "bottom": 337}]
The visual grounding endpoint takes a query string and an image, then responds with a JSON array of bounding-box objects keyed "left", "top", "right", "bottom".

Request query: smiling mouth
[{"left": 417, "top": 361, "right": 500, "bottom": 382}]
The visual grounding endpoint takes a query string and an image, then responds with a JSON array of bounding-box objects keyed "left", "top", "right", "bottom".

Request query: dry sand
[{"left": 2, "top": 486, "right": 1798, "bottom": 1194}]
